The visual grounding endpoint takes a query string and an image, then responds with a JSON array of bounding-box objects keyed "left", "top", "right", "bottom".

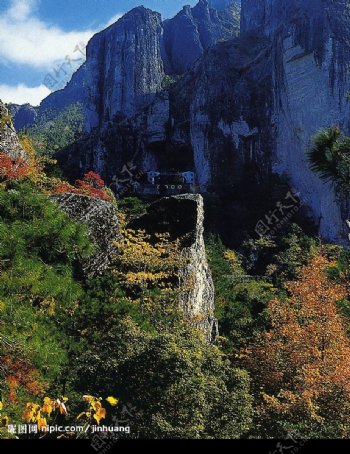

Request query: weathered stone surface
[
  {"left": 240, "top": 0, "right": 350, "bottom": 243},
  {"left": 41, "top": 6, "right": 165, "bottom": 132},
  {"left": 8, "top": 103, "right": 38, "bottom": 132},
  {"left": 50, "top": 193, "right": 121, "bottom": 276},
  {"left": 0, "top": 100, "right": 27, "bottom": 160},
  {"left": 163, "top": 0, "right": 240, "bottom": 74},
  {"left": 130, "top": 193, "right": 216, "bottom": 341},
  {"left": 14, "top": 0, "right": 350, "bottom": 245},
  {"left": 15, "top": 1, "right": 240, "bottom": 134},
  {"left": 209, "top": 0, "right": 240, "bottom": 10},
  {"left": 170, "top": 33, "right": 273, "bottom": 191}
]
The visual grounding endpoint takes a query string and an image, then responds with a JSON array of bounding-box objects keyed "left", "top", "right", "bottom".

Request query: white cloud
[
  {"left": 105, "top": 13, "right": 124, "bottom": 28},
  {"left": 0, "top": 0, "right": 94, "bottom": 69},
  {"left": 0, "top": 1, "right": 125, "bottom": 105},
  {"left": 7, "top": 0, "right": 35, "bottom": 21},
  {"left": 0, "top": 83, "right": 51, "bottom": 106},
  {"left": 0, "top": 0, "right": 124, "bottom": 70}
]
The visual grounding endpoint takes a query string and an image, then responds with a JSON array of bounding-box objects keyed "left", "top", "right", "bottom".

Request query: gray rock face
[
  {"left": 240, "top": 0, "right": 350, "bottom": 242},
  {"left": 23, "top": 0, "right": 350, "bottom": 246},
  {"left": 176, "top": 194, "right": 216, "bottom": 340},
  {"left": 17, "top": 1, "right": 239, "bottom": 133},
  {"left": 8, "top": 103, "right": 38, "bottom": 132},
  {"left": 170, "top": 34, "right": 273, "bottom": 191},
  {"left": 41, "top": 7, "right": 165, "bottom": 131},
  {"left": 50, "top": 193, "right": 121, "bottom": 276},
  {"left": 163, "top": 0, "right": 240, "bottom": 74},
  {"left": 209, "top": 0, "right": 240, "bottom": 10},
  {"left": 0, "top": 100, "right": 27, "bottom": 160},
  {"left": 130, "top": 194, "right": 216, "bottom": 340},
  {"left": 241, "top": 0, "right": 327, "bottom": 39}
]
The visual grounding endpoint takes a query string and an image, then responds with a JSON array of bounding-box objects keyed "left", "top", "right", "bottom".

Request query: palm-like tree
[{"left": 307, "top": 126, "right": 350, "bottom": 192}]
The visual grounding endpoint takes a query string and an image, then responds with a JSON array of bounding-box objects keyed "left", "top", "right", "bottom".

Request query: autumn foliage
[
  {"left": 0, "top": 146, "right": 111, "bottom": 203},
  {"left": 54, "top": 171, "right": 111, "bottom": 202},
  {"left": 2, "top": 356, "right": 43, "bottom": 403},
  {"left": 23, "top": 397, "right": 68, "bottom": 432},
  {"left": 244, "top": 255, "right": 350, "bottom": 437},
  {"left": 0, "top": 153, "right": 30, "bottom": 182}
]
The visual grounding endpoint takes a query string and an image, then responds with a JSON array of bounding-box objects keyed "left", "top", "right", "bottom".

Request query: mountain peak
[{"left": 208, "top": 0, "right": 240, "bottom": 10}]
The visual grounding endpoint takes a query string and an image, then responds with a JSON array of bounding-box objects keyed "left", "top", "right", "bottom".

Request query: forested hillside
[{"left": 1, "top": 101, "right": 350, "bottom": 439}]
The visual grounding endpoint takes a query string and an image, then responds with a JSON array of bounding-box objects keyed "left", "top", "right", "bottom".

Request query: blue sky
[{"left": 0, "top": 0, "right": 197, "bottom": 105}]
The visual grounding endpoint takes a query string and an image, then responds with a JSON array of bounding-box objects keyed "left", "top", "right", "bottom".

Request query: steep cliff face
[
  {"left": 163, "top": 0, "right": 240, "bottom": 74},
  {"left": 241, "top": 0, "right": 350, "bottom": 242},
  {"left": 169, "top": 33, "right": 273, "bottom": 191},
  {"left": 0, "top": 100, "right": 27, "bottom": 160},
  {"left": 41, "top": 7, "right": 165, "bottom": 131},
  {"left": 57, "top": 31, "right": 272, "bottom": 200},
  {"left": 14, "top": 0, "right": 350, "bottom": 244},
  {"left": 8, "top": 103, "right": 38, "bottom": 132},
  {"left": 209, "top": 0, "right": 240, "bottom": 10},
  {"left": 54, "top": 0, "right": 244, "bottom": 183},
  {"left": 176, "top": 194, "right": 216, "bottom": 340},
  {"left": 19, "top": 1, "right": 240, "bottom": 133},
  {"left": 130, "top": 194, "right": 216, "bottom": 341}
]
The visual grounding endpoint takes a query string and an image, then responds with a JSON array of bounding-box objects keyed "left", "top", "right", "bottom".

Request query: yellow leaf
[
  {"left": 38, "top": 417, "right": 47, "bottom": 431},
  {"left": 62, "top": 397, "right": 69, "bottom": 402},
  {"left": 43, "top": 397, "right": 51, "bottom": 405},
  {"left": 0, "top": 402, "right": 3, "bottom": 411},
  {"left": 91, "top": 400, "right": 102, "bottom": 412},
  {"left": 93, "top": 407, "right": 106, "bottom": 425},
  {"left": 23, "top": 403, "right": 40, "bottom": 423},
  {"left": 106, "top": 397, "right": 119, "bottom": 407},
  {"left": 83, "top": 395, "right": 94, "bottom": 402},
  {"left": 42, "top": 403, "right": 53, "bottom": 416}
]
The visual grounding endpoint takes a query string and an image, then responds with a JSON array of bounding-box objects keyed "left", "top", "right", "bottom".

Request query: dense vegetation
[
  {"left": 1, "top": 118, "right": 350, "bottom": 439},
  {"left": 21, "top": 104, "right": 84, "bottom": 158},
  {"left": 307, "top": 126, "right": 350, "bottom": 192}
]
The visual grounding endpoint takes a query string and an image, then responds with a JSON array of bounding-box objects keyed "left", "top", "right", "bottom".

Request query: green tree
[
  {"left": 308, "top": 126, "right": 350, "bottom": 192},
  {"left": 206, "top": 235, "right": 275, "bottom": 352},
  {"left": 70, "top": 317, "right": 253, "bottom": 439},
  {"left": 0, "top": 181, "right": 92, "bottom": 418}
]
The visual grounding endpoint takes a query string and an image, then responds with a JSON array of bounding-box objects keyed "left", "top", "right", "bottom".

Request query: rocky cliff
[
  {"left": 12, "top": 0, "right": 350, "bottom": 243},
  {"left": 0, "top": 100, "right": 28, "bottom": 160},
  {"left": 240, "top": 0, "right": 350, "bottom": 242},
  {"left": 8, "top": 104, "right": 38, "bottom": 132},
  {"left": 163, "top": 0, "right": 240, "bottom": 74},
  {"left": 41, "top": 7, "right": 165, "bottom": 131},
  {"left": 209, "top": 0, "right": 240, "bottom": 10},
  {"left": 130, "top": 194, "right": 216, "bottom": 341},
  {"left": 26, "top": 1, "right": 240, "bottom": 133},
  {"left": 50, "top": 193, "right": 121, "bottom": 277},
  {"left": 170, "top": 32, "right": 273, "bottom": 191}
]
